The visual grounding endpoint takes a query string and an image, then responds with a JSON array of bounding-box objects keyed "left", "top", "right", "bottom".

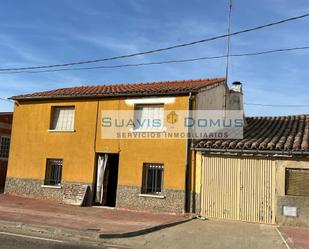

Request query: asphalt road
[{"left": 0, "top": 232, "right": 123, "bottom": 249}]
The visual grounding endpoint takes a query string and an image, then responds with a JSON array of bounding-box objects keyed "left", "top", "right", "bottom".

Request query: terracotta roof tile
[
  {"left": 194, "top": 114, "right": 309, "bottom": 153},
  {"left": 11, "top": 78, "right": 225, "bottom": 100}
]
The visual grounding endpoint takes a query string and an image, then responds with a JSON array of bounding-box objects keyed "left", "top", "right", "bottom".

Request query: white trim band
[
  {"left": 125, "top": 97, "right": 175, "bottom": 105},
  {"left": 41, "top": 185, "right": 62, "bottom": 189},
  {"left": 138, "top": 194, "right": 166, "bottom": 199},
  {"left": 48, "top": 129, "right": 75, "bottom": 133}
]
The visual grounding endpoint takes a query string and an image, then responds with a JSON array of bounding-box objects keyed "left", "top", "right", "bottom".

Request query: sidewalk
[
  {"left": 279, "top": 226, "right": 309, "bottom": 249},
  {"left": 0, "top": 194, "right": 188, "bottom": 239}
]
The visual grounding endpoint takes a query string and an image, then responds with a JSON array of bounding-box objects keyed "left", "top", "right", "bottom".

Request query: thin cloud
[{"left": 0, "top": 35, "right": 45, "bottom": 66}]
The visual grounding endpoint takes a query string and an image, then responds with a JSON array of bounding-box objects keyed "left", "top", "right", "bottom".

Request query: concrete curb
[
  {"left": 0, "top": 220, "right": 99, "bottom": 240},
  {"left": 0, "top": 218, "right": 191, "bottom": 240}
]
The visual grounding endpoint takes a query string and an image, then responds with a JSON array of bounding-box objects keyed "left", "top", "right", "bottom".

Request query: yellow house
[{"left": 5, "top": 78, "right": 242, "bottom": 213}]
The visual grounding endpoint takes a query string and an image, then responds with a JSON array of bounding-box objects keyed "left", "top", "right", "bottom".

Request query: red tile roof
[
  {"left": 11, "top": 78, "right": 225, "bottom": 100},
  {"left": 194, "top": 115, "right": 309, "bottom": 154}
]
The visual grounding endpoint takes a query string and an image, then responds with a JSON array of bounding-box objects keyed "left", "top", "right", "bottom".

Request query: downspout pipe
[
  {"left": 92, "top": 99, "right": 100, "bottom": 204},
  {"left": 184, "top": 92, "right": 193, "bottom": 213},
  {"left": 93, "top": 99, "right": 100, "bottom": 153}
]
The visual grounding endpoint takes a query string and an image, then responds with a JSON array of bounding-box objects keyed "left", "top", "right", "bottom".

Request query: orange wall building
[{"left": 6, "top": 78, "right": 241, "bottom": 213}]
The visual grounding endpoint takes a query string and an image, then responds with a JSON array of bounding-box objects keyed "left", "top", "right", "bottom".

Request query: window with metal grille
[
  {"left": 50, "top": 107, "right": 75, "bottom": 131},
  {"left": 142, "top": 163, "right": 164, "bottom": 194},
  {"left": 134, "top": 104, "right": 164, "bottom": 131},
  {"left": 285, "top": 168, "right": 309, "bottom": 197},
  {"left": 0, "top": 137, "right": 10, "bottom": 159},
  {"left": 44, "top": 159, "right": 63, "bottom": 186}
]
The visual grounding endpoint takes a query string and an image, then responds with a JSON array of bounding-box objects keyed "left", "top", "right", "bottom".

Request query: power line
[
  {"left": 0, "top": 12, "right": 309, "bottom": 72},
  {"left": 1, "top": 45, "right": 308, "bottom": 74},
  {"left": 244, "top": 103, "right": 309, "bottom": 107}
]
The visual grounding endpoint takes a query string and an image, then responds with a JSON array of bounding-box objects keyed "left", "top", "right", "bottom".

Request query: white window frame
[
  {"left": 49, "top": 106, "right": 75, "bottom": 132},
  {"left": 131, "top": 104, "right": 166, "bottom": 132},
  {"left": 0, "top": 135, "right": 10, "bottom": 160}
]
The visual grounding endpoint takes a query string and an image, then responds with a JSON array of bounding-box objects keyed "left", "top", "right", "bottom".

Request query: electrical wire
[
  {"left": 0, "top": 45, "right": 308, "bottom": 74},
  {"left": 0, "top": 13, "right": 309, "bottom": 72}
]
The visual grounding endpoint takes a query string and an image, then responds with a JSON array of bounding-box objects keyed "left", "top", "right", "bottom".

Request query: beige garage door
[{"left": 200, "top": 156, "right": 276, "bottom": 224}]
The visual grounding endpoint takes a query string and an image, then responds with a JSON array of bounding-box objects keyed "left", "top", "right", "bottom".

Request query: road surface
[{"left": 0, "top": 232, "right": 124, "bottom": 249}]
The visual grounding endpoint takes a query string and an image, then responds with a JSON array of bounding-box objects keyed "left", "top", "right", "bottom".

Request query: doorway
[
  {"left": 94, "top": 153, "right": 119, "bottom": 207},
  {"left": 0, "top": 162, "right": 8, "bottom": 193}
]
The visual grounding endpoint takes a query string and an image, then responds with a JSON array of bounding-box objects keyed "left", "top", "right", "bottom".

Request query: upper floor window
[
  {"left": 0, "top": 136, "right": 10, "bottom": 159},
  {"left": 134, "top": 104, "right": 164, "bottom": 131},
  {"left": 50, "top": 106, "right": 75, "bottom": 131}
]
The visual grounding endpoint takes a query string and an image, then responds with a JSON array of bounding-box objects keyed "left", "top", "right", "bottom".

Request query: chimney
[
  {"left": 230, "top": 81, "right": 242, "bottom": 93},
  {"left": 227, "top": 81, "right": 243, "bottom": 111}
]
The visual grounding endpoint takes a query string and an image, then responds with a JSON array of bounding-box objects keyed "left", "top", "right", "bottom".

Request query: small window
[
  {"left": 50, "top": 106, "right": 75, "bottom": 131},
  {"left": 142, "top": 163, "right": 164, "bottom": 194},
  {"left": 0, "top": 137, "right": 10, "bottom": 159},
  {"left": 134, "top": 104, "right": 164, "bottom": 131},
  {"left": 44, "top": 159, "right": 63, "bottom": 185},
  {"left": 285, "top": 168, "right": 309, "bottom": 197}
]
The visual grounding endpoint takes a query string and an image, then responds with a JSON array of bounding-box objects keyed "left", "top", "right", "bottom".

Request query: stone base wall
[
  {"left": 5, "top": 179, "right": 186, "bottom": 213},
  {"left": 276, "top": 195, "right": 309, "bottom": 227},
  {"left": 116, "top": 185, "right": 185, "bottom": 214},
  {"left": 5, "top": 177, "right": 93, "bottom": 206}
]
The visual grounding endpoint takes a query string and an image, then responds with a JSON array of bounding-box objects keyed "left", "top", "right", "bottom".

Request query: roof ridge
[{"left": 68, "top": 77, "right": 226, "bottom": 89}]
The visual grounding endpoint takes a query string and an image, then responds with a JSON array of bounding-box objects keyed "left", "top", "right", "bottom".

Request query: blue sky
[{"left": 0, "top": 0, "right": 308, "bottom": 116}]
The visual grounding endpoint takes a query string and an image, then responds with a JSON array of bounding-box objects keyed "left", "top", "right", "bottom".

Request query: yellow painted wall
[
  {"left": 8, "top": 96, "right": 189, "bottom": 190},
  {"left": 96, "top": 96, "right": 188, "bottom": 190},
  {"left": 8, "top": 99, "right": 98, "bottom": 183},
  {"left": 193, "top": 152, "right": 202, "bottom": 194}
]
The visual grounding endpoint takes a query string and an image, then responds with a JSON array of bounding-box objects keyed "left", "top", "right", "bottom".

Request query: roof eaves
[
  {"left": 191, "top": 147, "right": 309, "bottom": 157},
  {"left": 10, "top": 89, "right": 200, "bottom": 101},
  {"left": 0, "top": 112, "right": 13, "bottom": 115}
]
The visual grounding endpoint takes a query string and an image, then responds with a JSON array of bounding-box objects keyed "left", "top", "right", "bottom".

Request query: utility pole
[{"left": 224, "top": 0, "right": 232, "bottom": 111}]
